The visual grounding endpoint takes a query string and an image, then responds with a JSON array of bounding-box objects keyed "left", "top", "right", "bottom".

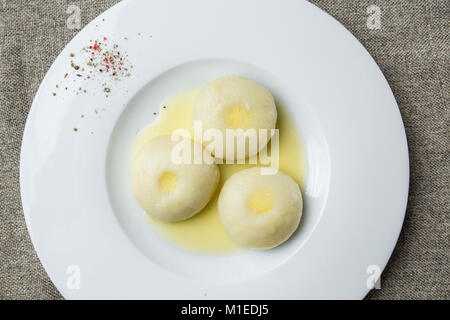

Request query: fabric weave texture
[{"left": 0, "top": 0, "right": 448, "bottom": 300}]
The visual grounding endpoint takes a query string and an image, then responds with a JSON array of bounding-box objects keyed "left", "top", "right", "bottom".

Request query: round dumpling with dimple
[
  {"left": 192, "top": 76, "right": 277, "bottom": 161},
  {"left": 218, "top": 167, "right": 302, "bottom": 249},
  {"left": 131, "top": 135, "right": 220, "bottom": 222}
]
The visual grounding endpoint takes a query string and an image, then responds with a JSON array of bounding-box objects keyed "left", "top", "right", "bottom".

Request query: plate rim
[{"left": 20, "top": 0, "right": 409, "bottom": 299}]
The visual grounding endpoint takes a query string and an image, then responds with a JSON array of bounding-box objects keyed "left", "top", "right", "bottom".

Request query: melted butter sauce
[{"left": 133, "top": 88, "right": 307, "bottom": 254}]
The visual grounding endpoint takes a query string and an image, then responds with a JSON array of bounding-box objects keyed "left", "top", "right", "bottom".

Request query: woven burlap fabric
[{"left": 0, "top": 0, "right": 448, "bottom": 300}]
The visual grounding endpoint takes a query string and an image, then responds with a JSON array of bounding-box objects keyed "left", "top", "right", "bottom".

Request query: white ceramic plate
[{"left": 20, "top": 0, "right": 409, "bottom": 299}]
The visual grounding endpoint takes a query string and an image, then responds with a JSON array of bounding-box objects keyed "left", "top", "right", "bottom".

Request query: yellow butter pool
[{"left": 132, "top": 88, "right": 307, "bottom": 254}]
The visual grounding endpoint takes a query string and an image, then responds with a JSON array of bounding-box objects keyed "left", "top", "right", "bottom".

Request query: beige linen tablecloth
[{"left": 0, "top": 0, "right": 448, "bottom": 299}]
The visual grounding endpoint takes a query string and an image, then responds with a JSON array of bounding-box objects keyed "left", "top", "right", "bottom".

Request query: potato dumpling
[
  {"left": 218, "top": 167, "right": 302, "bottom": 249},
  {"left": 192, "top": 76, "right": 277, "bottom": 161},
  {"left": 131, "top": 135, "right": 220, "bottom": 222}
]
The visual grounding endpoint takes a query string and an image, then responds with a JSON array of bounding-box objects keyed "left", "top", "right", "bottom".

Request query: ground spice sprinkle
[{"left": 54, "top": 36, "right": 133, "bottom": 97}]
